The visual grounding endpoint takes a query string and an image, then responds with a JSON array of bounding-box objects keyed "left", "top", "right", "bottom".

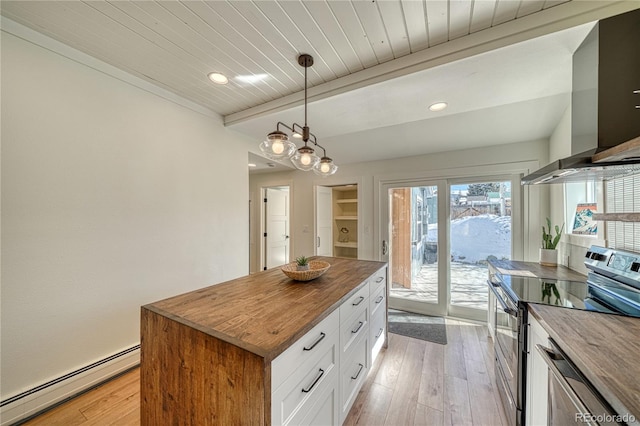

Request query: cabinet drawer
[
  {"left": 340, "top": 303, "right": 368, "bottom": 357},
  {"left": 272, "top": 309, "right": 339, "bottom": 391},
  {"left": 370, "top": 268, "right": 386, "bottom": 294},
  {"left": 370, "top": 305, "right": 386, "bottom": 363},
  {"left": 339, "top": 283, "right": 369, "bottom": 322},
  {"left": 284, "top": 368, "right": 339, "bottom": 426},
  {"left": 370, "top": 283, "right": 385, "bottom": 318},
  {"left": 272, "top": 339, "right": 338, "bottom": 426},
  {"left": 340, "top": 332, "right": 369, "bottom": 422}
]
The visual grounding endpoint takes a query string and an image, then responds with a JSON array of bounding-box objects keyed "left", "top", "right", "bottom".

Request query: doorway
[
  {"left": 262, "top": 186, "right": 290, "bottom": 270},
  {"left": 315, "top": 184, "right": 359, "bottom": 259}
]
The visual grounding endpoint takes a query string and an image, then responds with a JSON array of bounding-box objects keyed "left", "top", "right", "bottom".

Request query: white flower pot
[{"left": 539, "top": 249, "right": 558, "bottom": 266}]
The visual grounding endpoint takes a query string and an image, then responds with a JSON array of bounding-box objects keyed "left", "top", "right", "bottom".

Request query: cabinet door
[{"left": 526, "top": 312, "right": 550, "bottom": 426}]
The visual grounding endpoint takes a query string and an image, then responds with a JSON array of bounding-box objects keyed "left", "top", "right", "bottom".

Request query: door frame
[
  {"left": 313, "top": 176, "right": 364, "bottom": 258},
  {"left": 260, "top": 185, "right": 292, "bottom": 271},
  {"left": 447, "top": 174, "right": 523, "bottom": 322},
  {"left": 377, "top": 170, "right": 525, "bottom": 320}
]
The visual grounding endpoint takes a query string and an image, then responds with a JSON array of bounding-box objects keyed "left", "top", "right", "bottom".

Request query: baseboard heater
[{"left": 1, "top": 345, "right": 140, "bottom": 425}]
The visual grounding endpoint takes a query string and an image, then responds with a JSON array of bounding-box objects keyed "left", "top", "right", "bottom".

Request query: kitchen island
[{"left": 140, "top": 256, "right": 387, "bottom": 425}]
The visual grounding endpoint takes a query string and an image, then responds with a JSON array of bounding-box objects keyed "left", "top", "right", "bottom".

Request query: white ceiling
[{"left": 1, "top": 1, "right": 637, "bottom": 171}]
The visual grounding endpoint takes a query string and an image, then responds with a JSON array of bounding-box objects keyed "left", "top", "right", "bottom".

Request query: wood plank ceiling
[{"left": 1, "top": 0, "right": 571, "bottom": 117}]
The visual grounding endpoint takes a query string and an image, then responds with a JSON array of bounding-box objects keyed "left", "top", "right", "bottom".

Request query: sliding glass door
[
  {"left": 382, "top": 181, "right": 447, "bottom": 317},
  {"left": 448, "top": 179, "right": 512, "bottom": 320},
  {"left": 382, "top": 176, "right": 518, "bottom": 321}
]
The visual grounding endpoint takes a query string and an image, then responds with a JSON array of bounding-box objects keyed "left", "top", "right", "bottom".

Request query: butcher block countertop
[
  {"left": 529, "top": 304, "right": 640, "bottom": 425},
  {"left": 489, "top": 259, "right": 586, "bottom": 281},
  {"left": 143, "top": 256, "right": 386, "bottom": 362}
]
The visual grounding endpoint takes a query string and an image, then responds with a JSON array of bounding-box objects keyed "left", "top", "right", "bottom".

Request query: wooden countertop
[
  {"left": 143, "top": 256, "right": 386, "bottom": 362},
  {"left": 529, "top": 304, "right": 640, "bottom": 425},
  {"left": 489, "top": 259, "right": 586, "bottom": 281}
]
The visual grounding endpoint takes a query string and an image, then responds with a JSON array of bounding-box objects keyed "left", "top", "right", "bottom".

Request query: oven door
[{"left": 488, "top": 280, "right": 520, "bottom": 423}]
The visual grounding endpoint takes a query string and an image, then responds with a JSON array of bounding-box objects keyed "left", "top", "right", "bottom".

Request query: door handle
[
  {"left": 382, "top": 240, "right": 388, "bottom": 256},
  {"left": 317, "top": 236, "right": 320, "bottom": 248}
]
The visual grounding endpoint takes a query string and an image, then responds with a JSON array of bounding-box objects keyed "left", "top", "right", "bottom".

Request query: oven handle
[
  {"left": 535, "top": 344, "right": 597, "bottom": 425},
  {"left": 487, "top": 280, "right": 517, "bottom": 316}
]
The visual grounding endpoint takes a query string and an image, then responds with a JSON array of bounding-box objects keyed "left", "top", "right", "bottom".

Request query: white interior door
[
  {"left": 316, "top": 186, "right": 333, "bottom": 256},
  {"left": 265, "top": 187, "right": 290, "bottom": 269}
]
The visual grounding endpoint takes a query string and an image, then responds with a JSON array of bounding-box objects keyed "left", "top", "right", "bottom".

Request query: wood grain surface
[
  {"left": 143, "top": 257, "right": 386, "bottom": 362},
  {"left": 529, "top": 304, "right": 640, "bottom": 425},
  {"left": 489, "top": 259, "right": 586, "bottom": 281},
  {"left": 140, "top": 309, "right": 267, "bottom": 425},
  {"left": 591, "top": 135, "right": 640, "bottom": 163}
]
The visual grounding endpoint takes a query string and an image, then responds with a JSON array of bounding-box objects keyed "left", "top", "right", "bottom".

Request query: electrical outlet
[{"left": 302, "top": 225, "right": 309, "bottom": 233}]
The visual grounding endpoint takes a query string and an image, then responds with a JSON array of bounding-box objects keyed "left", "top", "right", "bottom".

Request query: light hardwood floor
[{"left": 22, "top": 319, "right": 508, "bottom": 426}]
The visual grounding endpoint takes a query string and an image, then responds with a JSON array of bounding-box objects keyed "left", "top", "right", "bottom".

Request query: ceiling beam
[{"left": 224, "top": 1, "right": 638, "bottom": 127}]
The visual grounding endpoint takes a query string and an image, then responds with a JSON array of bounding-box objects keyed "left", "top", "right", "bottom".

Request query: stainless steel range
[{"left": 487, "top": 245, "right": 640, "bottom": 426}]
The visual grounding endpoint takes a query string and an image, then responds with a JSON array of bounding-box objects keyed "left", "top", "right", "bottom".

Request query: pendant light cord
[{"left": 304, "top": 61, "right": 308, "bottom": 137}]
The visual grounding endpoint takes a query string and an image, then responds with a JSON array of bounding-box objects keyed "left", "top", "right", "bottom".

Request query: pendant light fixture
[{"left": 259, "top": 54, "right": 338, "bottom": 177}]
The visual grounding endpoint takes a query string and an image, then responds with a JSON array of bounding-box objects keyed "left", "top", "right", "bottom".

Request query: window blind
[{"left": 605, "top": 174, "right": 640, "bottom": 252}]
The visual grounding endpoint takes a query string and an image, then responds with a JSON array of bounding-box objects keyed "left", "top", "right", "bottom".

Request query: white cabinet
[
  {"left": 272, "top": 309, "right": 340, "bottom": 426},
  {"left": 339, "top": 282, "right": 369, "bottom": 423},
  {"left": 526, "top": 310, "right": 549, "bottom": 426},
  {"left": 369, "top": 268, "right": 387, "bottom": 364},
  {"left": 271, "top": 265, "right": 388, "bottom": 426}
]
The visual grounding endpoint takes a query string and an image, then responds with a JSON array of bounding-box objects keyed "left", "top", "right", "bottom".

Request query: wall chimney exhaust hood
[{"left": 522, "top": 8, "right": 640, "bottom": 185}]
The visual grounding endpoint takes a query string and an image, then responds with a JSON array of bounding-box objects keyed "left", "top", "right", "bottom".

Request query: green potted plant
[
  {"left": 295, "top": 255, "right": 310, "bottom": 271},
  {"left": 540, "top": 217, "right": 564, "bottom": 266}
]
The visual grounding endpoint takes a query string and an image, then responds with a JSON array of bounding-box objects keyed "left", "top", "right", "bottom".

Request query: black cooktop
[{"left": 495, "top": 273, "right": 640, "bottom": 316}]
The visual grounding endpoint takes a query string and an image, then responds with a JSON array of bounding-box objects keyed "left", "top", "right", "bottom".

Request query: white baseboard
[{"left": 1, "top": 346, "right": 140, "bottom": 425}]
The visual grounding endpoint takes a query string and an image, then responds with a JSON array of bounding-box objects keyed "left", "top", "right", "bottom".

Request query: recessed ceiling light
[
  {"left": 248, "top": 163, "right": 257, "bottom": 168},
  {"left": 429, "top": 102, "right": 448, "bottom": 112},
  {"left": 208, "top": 72, "right": 228, "bottom": 85},
  {"left": 235, "top": 74, "right": 268, "bottom": 84}
]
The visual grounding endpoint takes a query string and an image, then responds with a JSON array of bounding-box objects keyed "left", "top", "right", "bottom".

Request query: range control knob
[{"left": 591, "top": 253, "right": 607, "bottom": 261}]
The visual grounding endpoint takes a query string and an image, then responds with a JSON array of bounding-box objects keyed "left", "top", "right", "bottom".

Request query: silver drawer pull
[
  {"left": 376, "top": 277, "right": 384, "bottom": 283},
  {"left": 301, "top": 368, "right": 324, "bottom": 393},
  {"left": 303, "top": 332, "right": 326, "bottom": 351},
  {"left": 352, "top": 296, "right": 365, "bottom": 306},
  {"left": 351, "top": 321, "right": 364, "bottom": 334},
  {"left": 375, "top": 295, "right": 384, "bottom": 304},
  {"left": 375, "top": 328, "right": 383, "bottom": 338},
  {"left": 351, "top": 363, "right": 364, "bottom": 380}
]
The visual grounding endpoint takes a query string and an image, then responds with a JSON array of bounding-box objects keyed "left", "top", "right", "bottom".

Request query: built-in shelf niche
[{"left": 333, "top": 185, "right": 358, "bottom": 259}]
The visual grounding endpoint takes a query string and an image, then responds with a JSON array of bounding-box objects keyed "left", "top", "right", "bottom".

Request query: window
[{"left": 564, "top": 181, "right": 598, "bottom": 235}]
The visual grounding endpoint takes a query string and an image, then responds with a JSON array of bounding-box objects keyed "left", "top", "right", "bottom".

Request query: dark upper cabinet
[{"left": 573, "top": 8, "right": 640, "bottom": 153}]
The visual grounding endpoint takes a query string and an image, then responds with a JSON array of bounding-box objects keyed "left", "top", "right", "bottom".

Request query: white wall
[
  {"left": 1, "top": 31, "right": 252, "bottom": 398},
  {"left": 249, "top": 138, "right": 549, "bottom": 273}
]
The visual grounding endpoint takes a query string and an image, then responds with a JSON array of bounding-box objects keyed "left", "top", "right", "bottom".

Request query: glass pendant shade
[
  {"left": 313, "top": 157, "right": 338, "bottom": 177},
  {"left": 259, "top": 131, "right": 296, "bottom": 160},
  {"left": 291, "top": 146, "right": 319, "bottom": 171}
]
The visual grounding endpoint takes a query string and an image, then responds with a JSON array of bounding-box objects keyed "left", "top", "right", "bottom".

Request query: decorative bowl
[{"left": 281, "top": 260, "right": 331, "bottom": 281}]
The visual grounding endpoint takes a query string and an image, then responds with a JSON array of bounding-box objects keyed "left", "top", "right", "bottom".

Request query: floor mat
[{"left": 388, "top": 309, "right": 448, "bottom": 345}]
